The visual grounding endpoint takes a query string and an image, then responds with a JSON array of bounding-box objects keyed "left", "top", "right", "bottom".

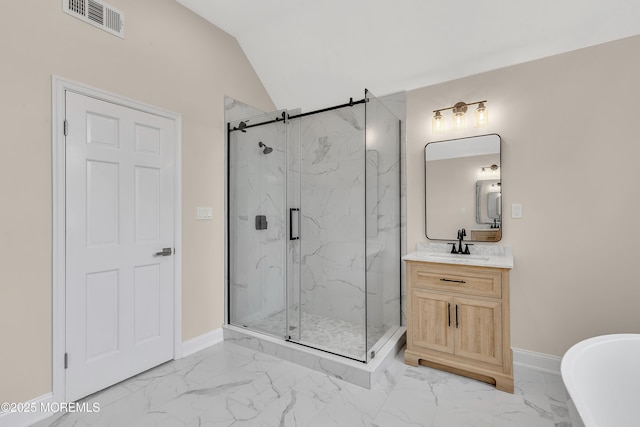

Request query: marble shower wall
[
  {"left": 295, "top": 106, "right": 367, "bottom": 327},
  {"left": 224, "top": 96, "right": 265, "bottom": 123},
  {"left": 293, "top": 95, "right": 402, "bottom": 342},
  {"left": 375, "top": 92, "right": 407, "bottom": 327},
  {"left": 228, "top": 111, "right": 288, "bottom": 330}
]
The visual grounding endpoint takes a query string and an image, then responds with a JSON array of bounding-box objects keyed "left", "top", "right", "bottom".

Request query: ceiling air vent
[{"left": 63, "top": 0, "right": 124, "bottom": 39}]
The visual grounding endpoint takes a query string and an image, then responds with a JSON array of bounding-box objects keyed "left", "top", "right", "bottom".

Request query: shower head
[{"left": 258, "top": 141, "right": 273, "bottom": 154}]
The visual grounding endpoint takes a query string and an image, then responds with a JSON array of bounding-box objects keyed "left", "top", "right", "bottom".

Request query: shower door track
[{"left": 228, "top": 96, "right": 368, "bottom": 133}]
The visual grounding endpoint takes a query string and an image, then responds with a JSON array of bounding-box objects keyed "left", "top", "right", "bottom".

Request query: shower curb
[{"left": 223, "top": 324, "right": 406, "bottom": 389}]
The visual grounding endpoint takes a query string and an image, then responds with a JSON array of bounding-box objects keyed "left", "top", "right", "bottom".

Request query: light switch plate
[
  {"left": 197, "top": 207, "right": 213, "bottom": 220},
  {"left": 511, "top": 203, "right": 523, "bottom": 219}
]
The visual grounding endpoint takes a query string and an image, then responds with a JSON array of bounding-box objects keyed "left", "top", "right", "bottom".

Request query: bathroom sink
[
  {"left": 428, "top": 253, "right": 490, "bottom": 262},
  {"left": 409, "top": 252, "right": 493, "bottom": 266},
  {"left": 402, "top": 244, "right": 513, "bottom": 269}
]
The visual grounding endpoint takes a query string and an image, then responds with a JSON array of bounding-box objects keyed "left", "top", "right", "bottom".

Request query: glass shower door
[
  {"left": 228, "top": 110, "right": 288, "bottom": 338},
  {"left": 289, "top": 105, "right": 368, "bottom": 361}
]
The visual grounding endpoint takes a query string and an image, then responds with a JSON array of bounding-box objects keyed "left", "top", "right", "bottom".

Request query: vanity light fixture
[
  {"left": 432, "top": 100, "right": 488, "bottom": 134},
  {"left": 481, "top": 164, "right": 500, "bottom": 177}
]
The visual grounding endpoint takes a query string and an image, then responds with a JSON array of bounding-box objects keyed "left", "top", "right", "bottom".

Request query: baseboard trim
[
  {"left": 181, "top": 327, "right": 223, "bottom": 358},
  {"left": 0, "top": 392, "right": 54, "bottom": 427},
  {"left": 513, "top": 347, "right": 562, "bottom": 375}
]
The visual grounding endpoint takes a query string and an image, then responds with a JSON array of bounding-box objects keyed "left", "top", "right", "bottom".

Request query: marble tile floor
[
  {"left": 245, "top": 311, "right": 385, "bottom": 360},
  {"left": 34, "top": 341, "right": 572, "bottom": 427}
]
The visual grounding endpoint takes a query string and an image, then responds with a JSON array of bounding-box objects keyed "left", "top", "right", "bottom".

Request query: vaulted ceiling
[{"left": 176, "top": 0, "right": 640, "bottom": 111}]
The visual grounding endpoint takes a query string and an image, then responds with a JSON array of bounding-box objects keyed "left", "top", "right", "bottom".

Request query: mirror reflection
[{"left": 425, "top": 134, "right": 501, "bottom": 242}]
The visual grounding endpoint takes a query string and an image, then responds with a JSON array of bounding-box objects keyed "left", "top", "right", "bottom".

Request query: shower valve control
[{"left": 255, "top": 215, "right": 268, "bottom": 230}]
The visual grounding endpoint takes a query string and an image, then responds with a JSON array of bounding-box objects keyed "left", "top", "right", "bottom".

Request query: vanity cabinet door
[
  {"left": 454, "top": 297, "right": 503, "bottom": 366},
  {"left": 410, "top": 289, "right": 454, "bottom": 355}
]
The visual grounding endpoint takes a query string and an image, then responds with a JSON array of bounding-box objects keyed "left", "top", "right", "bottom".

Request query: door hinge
[
  {"left": 63, "top": 120, "right": 69, "bottom": 136},
  {"left": 64, "top": 353, "right": 68, "bottom": 369}
]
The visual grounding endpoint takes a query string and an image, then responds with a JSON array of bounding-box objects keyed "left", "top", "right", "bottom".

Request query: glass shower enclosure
[{"left": 227, "top": 90, "right": 400, "bottom": 362}]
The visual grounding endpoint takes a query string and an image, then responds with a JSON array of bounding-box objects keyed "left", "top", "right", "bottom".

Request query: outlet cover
[{"left": 511, "top": 203, "right": 523, "bottom": 219}]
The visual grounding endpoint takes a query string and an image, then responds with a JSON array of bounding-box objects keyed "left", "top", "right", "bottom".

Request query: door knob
[{"left": 154, "top": 247, "right": 172, "bottom": 257}]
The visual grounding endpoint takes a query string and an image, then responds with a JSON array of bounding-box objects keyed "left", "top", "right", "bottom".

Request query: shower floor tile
[{"left": 246, "top": 311, "right": 383, "bottom": 360}]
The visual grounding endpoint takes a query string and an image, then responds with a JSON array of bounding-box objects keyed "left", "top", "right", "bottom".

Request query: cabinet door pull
[
  {"left": 455, "top": 304, "right": 459, "bottom": 328},
  {"left": 448, "top": 303, "right": 451, "bottom": 327},
  {"left": 440, "top": 278, "right": 466, "bottom": 284}
]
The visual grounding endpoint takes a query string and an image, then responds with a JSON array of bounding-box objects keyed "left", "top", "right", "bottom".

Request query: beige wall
[
  {"left": 0, "top": 1, "right": 274, "bottom": 404},
  {"left": 407, "top": 35, "right": 640, "bottom": 357}
]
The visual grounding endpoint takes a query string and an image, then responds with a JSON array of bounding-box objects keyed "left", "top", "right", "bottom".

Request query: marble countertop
[{"left": 402, "top": 242, "right": 513, "bottom": 269}]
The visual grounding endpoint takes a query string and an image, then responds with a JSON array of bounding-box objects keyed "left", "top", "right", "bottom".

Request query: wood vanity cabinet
[{"left": 404, "top": 260, "right": 513, "bottom": 393}]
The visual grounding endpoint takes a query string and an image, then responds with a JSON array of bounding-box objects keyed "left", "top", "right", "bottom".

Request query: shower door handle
[{"left": 289, "top": 208, "right": 300, "bottom": 240}]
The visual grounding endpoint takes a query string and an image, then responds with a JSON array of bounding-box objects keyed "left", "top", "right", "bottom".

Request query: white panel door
[{"left": 65, "top": 91, "right": 175, "bottom": 402}]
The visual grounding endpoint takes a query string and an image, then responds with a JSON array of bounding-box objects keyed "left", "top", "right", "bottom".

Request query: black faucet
[
  {"left": 450, "top": 229, "right": 473, "bottom": 254},
  {"left": 457, "top": 229, "right": 466, "bottom": 254}
]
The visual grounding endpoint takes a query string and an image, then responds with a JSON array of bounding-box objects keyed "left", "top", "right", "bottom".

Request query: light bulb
[
  {"left": 452, "top": 102, "right": 467, "bottom": 131},
  {"left": 453, "top": 111, "right": 466, "bottom": 130},
  {"left": 474, "top": 102, "right": 488, "bottom": 127},
  {"left": 432, "top": 111, "right": 445, "bottom": 134}
]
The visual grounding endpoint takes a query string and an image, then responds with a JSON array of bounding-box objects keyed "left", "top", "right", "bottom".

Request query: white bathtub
[{"left": 561, "top": 334, "right": 640, "bottom": 427}]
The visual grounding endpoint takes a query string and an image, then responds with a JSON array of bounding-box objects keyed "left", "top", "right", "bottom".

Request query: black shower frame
[
  {"left": 228, "top": 97, "right": 368, "bottom": 134},
  {"left": 225, "top": 93, "right": 402, "bottom": 363}
]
